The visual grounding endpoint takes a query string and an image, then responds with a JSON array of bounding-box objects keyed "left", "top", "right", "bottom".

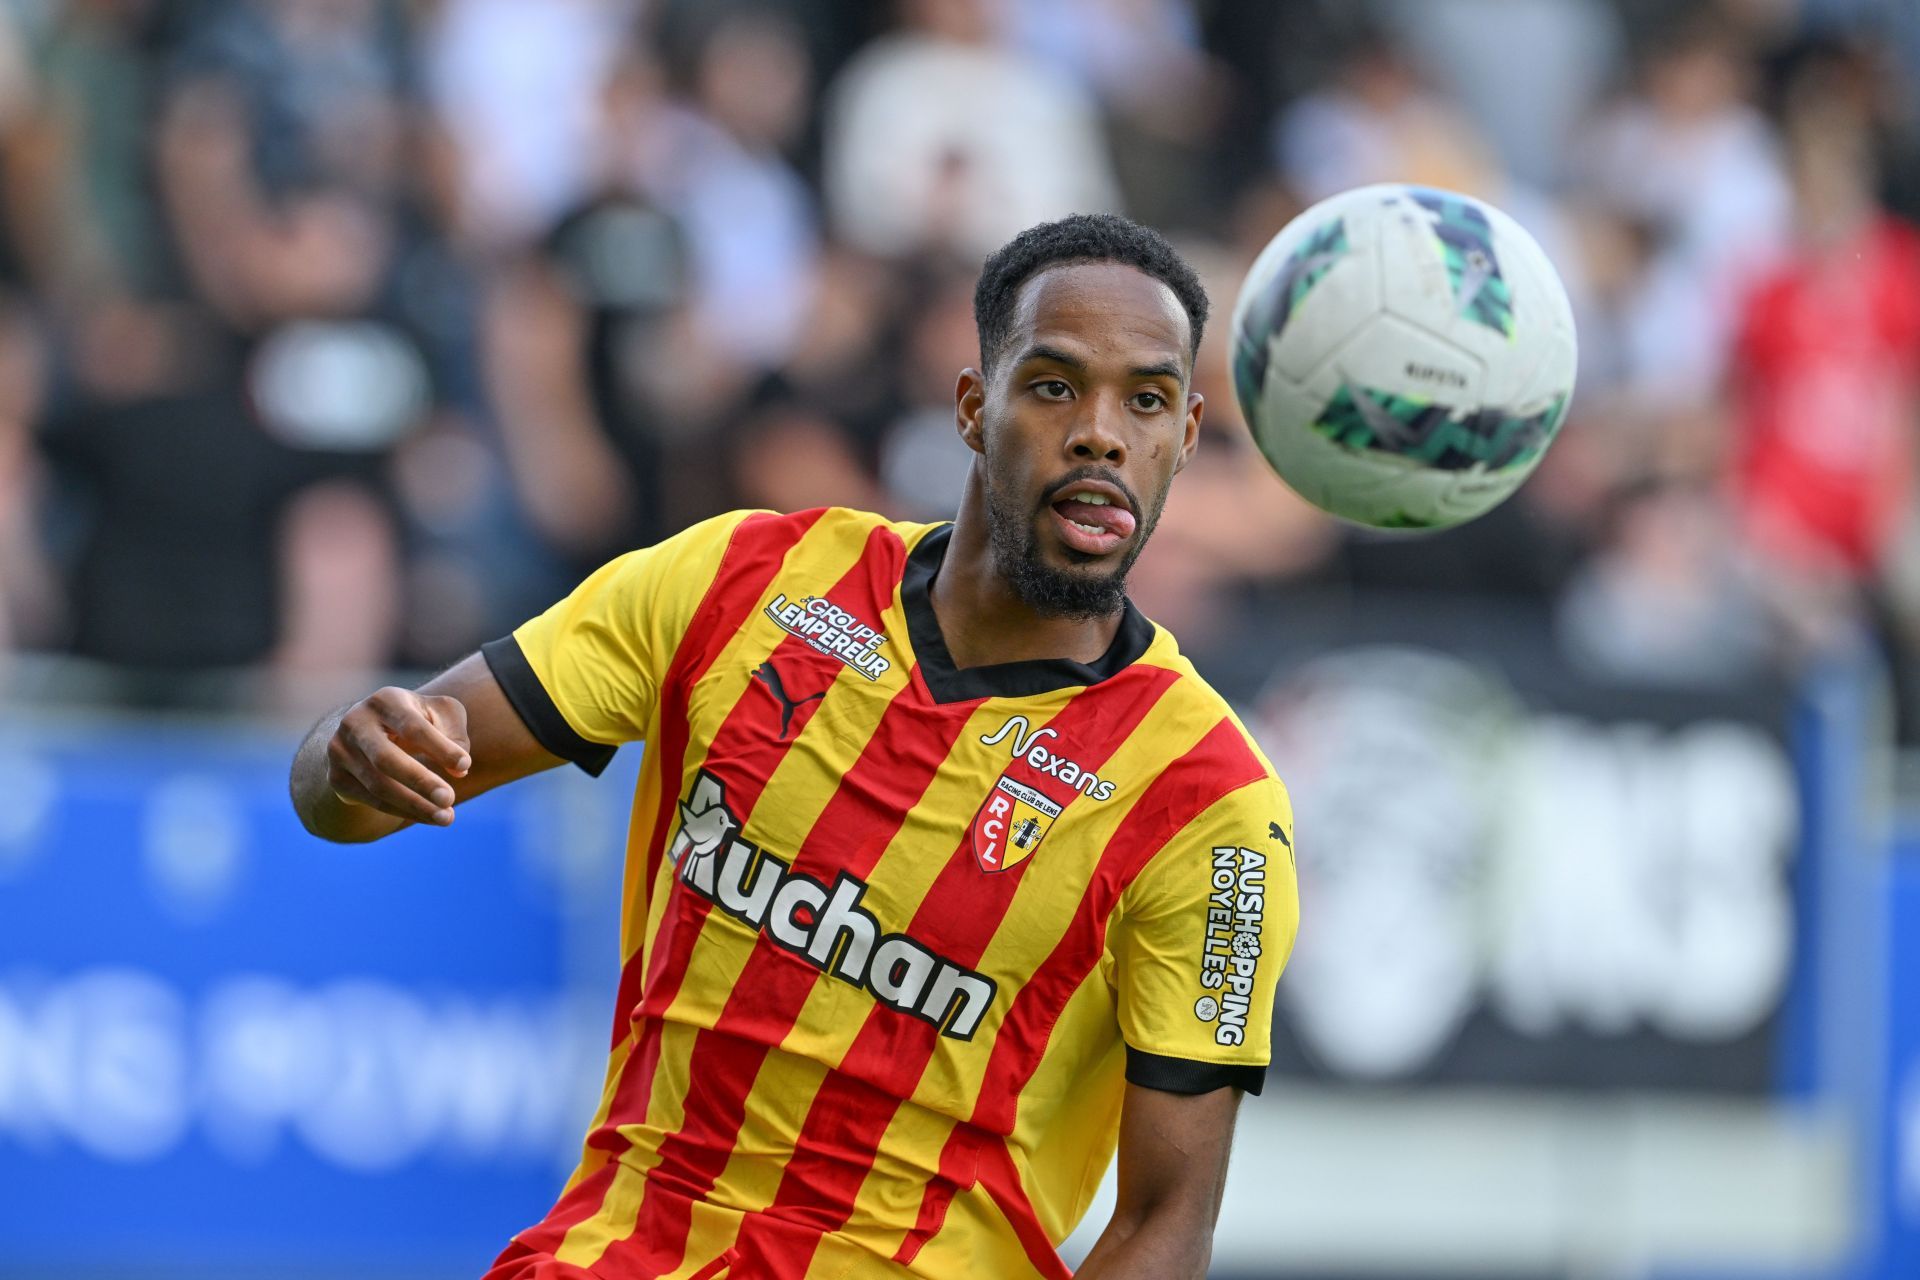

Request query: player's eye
[
  {"left": 1132, "top": 390, "right": 1168, "bottom": 412},
  {"left": 1033, "top": 379, "right": 1073, "bottom": 400}
]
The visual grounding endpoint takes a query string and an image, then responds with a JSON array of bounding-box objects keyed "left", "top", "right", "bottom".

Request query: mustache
[{"left": 1037, "top": 466, "right": 1142, "bottom": 516}]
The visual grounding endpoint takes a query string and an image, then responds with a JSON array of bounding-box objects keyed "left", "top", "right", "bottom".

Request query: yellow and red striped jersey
[{"left": 480, "top": 508, "right": 1299, "bottom": 1280}]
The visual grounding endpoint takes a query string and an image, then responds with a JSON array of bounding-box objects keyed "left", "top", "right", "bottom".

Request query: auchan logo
[{"left": 668, "top": 769, "right": 996, "bottom": 1040}]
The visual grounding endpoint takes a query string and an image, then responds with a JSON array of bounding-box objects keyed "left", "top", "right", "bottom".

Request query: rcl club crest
[
  {"left": 969, "top": 715, "right": 1120, "bottom": 873},
  {"left": 972, "top": 777, "right": 1063, "bottom": 874},
  {"left": 968, "top": 714, "right": 1122, "bottom": 872}
]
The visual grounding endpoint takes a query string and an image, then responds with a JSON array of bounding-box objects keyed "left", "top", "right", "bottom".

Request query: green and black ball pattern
[
  {"left": 1407, "top": 188, "right": 1515, "bottom": 340},
  {"left": 1233, "top": 217, "right": 1350, "bottom": 414},
  {"left": 1314, "top": 383, "right": 1568, "bottom": 473}
]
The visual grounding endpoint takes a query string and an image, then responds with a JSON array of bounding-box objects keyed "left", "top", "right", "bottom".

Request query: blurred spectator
[
  {"left": 482, "top": 180, "right": 694, "bottom": 570},
  {"left": 0, "top": 295, "right": 51, "bottom": 659},
  {"left": 36, "top": 288, "right": 405, "bottom": 701},
  {"left": 167, "top": 0, "right": 411, "bottom": 200},
  {"left": 1003, "top": 0, "right": 1229, "bottom": 231},
  {"left": 485, "top": 11, "right": 824, "bottom": 576},
  {"left": 0, "top": 4, "right": 30, "bottom": 125},
  {"left": 0, "top": 1, "right": 41, "bottom": 294},
  {"left": 1, "top": 0, "right": 178, "bottom": 301},
  {"left": 1556, "top": 479, "right": 1773, "bottom": 686},
  {"left": 1835, "top": 0, "right": 1920, "bottom": 127},
  {"left": 1271, "top": 21, "right": 1503, "bottom": 206},
  {"left": 1376, "top": 0, "right": 1623, "bottom": 191},
  {"left": 1579, "top": 8, "right": 1791, "bottom": 406},
  {"left": 1759, "top": 30, "right": 1920, "bottom": 229},
  {"left": 642, "top": 4, "right": 820, "bottom": 368},
  {"left": 822, "top": 0, "right": 1119, "bottom": 259},
  {"left": 481, "top": 38, "right": 735, "bottom": 573},
  {"left": 156, "top": 0, "right": 413, "bottom": 324},
  {"left": 424, "top": 0, "right": 635, "bottom": 248},
  {"left": 1727, "top": 78, "right": 1920, "bottom": 657},
  {"left": 1199, "top": 1, "right": 1355, "bottom": 187},
  {"left": 36, "top": 17, "right": 436, "bottom": 698},
  {"left": 730, "top": 247, "right": 906, "bottom": 517},
  {"left": 873, "top": 262, "right": 983, "bottom": 521}
]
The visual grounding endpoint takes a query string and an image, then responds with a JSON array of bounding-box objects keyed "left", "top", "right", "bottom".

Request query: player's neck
[{"left": 930, "top": 506, "right": 1124, "bottom": 670}]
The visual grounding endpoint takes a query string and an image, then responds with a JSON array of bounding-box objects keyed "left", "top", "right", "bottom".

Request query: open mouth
[{"left": 1048, "top": 482, "right": 1138, "bottom": 557}]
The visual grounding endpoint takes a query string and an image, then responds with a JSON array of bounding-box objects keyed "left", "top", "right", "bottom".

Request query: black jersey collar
[{"left": 901, "top": 524, "right": 1155, "bottom": 704}]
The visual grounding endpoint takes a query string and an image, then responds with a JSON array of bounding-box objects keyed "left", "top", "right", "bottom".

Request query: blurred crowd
[{"left": 1, "top": 0, "right": 1919, "bottom": 719}]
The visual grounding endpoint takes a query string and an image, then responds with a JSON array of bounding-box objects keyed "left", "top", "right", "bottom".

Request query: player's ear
[
  {"left": 1175, "top": 392, "right": 1204, "bottom": 473},
  {"left": 956, "top": 368, "right": 988, "bottom": 455}
]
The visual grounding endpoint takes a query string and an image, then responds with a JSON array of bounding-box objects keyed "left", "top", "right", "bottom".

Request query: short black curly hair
[{"left": 973, "top": 213, "right": 1210, "bottom": 378}]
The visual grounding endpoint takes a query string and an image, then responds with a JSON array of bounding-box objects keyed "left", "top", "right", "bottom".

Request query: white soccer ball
[{"left": 1230, "top": 184, "right": 1578, "bottom": 529}]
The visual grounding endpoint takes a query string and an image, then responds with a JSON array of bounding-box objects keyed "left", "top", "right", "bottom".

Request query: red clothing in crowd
[{"left": 1731, "top": 214, "right": 1920, "bottom": 575}]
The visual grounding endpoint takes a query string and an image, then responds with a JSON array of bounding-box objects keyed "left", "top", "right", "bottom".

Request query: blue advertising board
[
  {"left": 0, "top": 717, "right": 630, "bottom": 1278},
  {"left": 1868, "top": 829, "right": 1920, "bottom": 1280}
]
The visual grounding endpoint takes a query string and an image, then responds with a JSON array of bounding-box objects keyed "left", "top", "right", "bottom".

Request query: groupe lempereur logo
[{"left": 763, "top": 592, "right": 890, "bottom": 680}]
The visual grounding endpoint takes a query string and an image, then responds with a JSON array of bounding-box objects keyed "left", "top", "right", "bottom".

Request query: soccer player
[{"left": 290, "top": 214, "right": 1299, "bottom": 1280}]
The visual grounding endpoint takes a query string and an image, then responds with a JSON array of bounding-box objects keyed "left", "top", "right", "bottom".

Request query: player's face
[{"left": 961, "top": 263, "right": 1204, "bottom": 617}]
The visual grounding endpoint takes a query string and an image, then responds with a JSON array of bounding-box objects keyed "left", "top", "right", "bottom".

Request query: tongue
[{"left": 1054, "top": 499, "right": 1137, "bottom": 539}]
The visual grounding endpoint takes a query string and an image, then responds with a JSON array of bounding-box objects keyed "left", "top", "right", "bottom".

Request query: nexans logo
[
  {"left": 980, "top": 715, "right": 1117, "bottom": 801},
  {"left": 667, "top": 770, "right": 996, "bottom": 1040}
]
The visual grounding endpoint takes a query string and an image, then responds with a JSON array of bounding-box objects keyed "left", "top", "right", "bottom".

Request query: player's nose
[{"left": 1065, "top": 394, "right": 1127, "bottom": 464}]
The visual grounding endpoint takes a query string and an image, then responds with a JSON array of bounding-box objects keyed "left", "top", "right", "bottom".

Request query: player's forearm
[
  {"left": 1073, "top": 1201, "right": 1214, "bottom": 1280},
  {"left": 289, "top": 707, "right": 410, "bottom": 844}
]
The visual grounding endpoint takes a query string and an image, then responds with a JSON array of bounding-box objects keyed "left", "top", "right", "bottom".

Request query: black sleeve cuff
[
  {"left": 1125, "top": 1047, "right": 1266, "bottom": 1096},
  {"left": 481, "top": 636, "right": 618, "bottom": 777}
]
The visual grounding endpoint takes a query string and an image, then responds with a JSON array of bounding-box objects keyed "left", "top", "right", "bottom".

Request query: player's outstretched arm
[
  {"left": 1073, "top": 1082, "right": 1241, "bottom": 1280},
  {"left": 289, "top": 652, "right": 566, "bottom": 843}
]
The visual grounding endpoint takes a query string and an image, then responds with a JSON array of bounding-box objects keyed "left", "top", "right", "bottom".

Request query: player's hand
[{"left": 324, "top": 687, "right": 473, "bottom": 827}]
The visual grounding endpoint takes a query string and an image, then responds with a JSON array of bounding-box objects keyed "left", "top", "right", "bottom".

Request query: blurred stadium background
[{"left": 1, "top": 0, "right": 1918, "bottom": 1276}]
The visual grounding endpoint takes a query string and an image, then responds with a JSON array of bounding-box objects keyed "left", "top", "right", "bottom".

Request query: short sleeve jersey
[{"left": 481, "top": 508, "right": 1299, "bottom": 1280}]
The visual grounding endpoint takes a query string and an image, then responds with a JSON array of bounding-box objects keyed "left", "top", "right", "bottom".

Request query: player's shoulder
[
  {"left": 1131, "top": 618, "right": 1286, "bottom": 793},
  {"left": 1131, "top": 621, "right": 1249, "bottom": 737},
  {"left": 711, "top": 506, "right": 943, "bottom": 562}
]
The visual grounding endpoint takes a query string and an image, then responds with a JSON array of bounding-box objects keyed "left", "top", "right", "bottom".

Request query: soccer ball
[{"left": 1230, "top": 184, "right": 1577, "bottom": 530}]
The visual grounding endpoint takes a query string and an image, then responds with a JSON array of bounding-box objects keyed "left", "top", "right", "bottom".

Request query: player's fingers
[
  {"left": 341, "top": 752, "right": 456, "bottom": 826},
  {"left": 420, "top": 694, "right": 472, "bottom": 775},
  {"left": 325, "top": 759, "right": 382, "bottom": 811},
  {"left": 368, "top": 688, "right": 470, "bottom": 777},
  {"left": 359, "top": 734, "right": 459, "bottom": 816},
  {"left": 326, "top": 736, "right": 414, "bottom": 818},
  {"left": 333, "top": 723, "right": 457, "bottom": 825}
]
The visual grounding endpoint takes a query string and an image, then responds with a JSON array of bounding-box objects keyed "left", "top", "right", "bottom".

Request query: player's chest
[
  {"left": 680, "top": 668, "right": 1122, "bottom": 868},
  {"left": 662, "top": 692, "right": 1129, "bottom": 1010},
  {"left": 673, "top": 637, "right": 1141, "bottom": 917}
]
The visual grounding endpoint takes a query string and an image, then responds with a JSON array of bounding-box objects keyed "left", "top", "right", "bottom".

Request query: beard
[{"left": 984, "top": 463, "right": 1165, "bottom": 620}]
